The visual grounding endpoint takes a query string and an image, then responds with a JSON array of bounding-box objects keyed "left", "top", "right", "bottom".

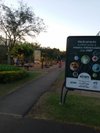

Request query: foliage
[
  {"left": 0, "top": 64, "right": 28, "bottom": 83},
  {"left": 60, "top": 51, "right": 66, "bottom": 60},
  {"left": 0, "top": 2, "right": 46, "bottom": 49},
  {"left": 41, "top": 47, "right": 66, "bottom": 61},
  {"left": 0, "top": 70, "right": 42, "bottom": 96},
  {"left": 40, "top": 47, "right": 66, "bottom": 67},
  {"left": 11, "top": 42, "right": 42, "bottom": 63},
  {"left": 11, "top": 42, "right": 66, "bottom": 64},
  {"left": 0, "top": 64, "right": 21, "bottom": 71},
  {"left": 11, "top": 43, "right": 34, "bottom": 58},
  {"left": 0, "top": 1, "right": 46, "bottom": 64},
  {"left": 41, "top": 47, "right": 61, "bottom": 60}
]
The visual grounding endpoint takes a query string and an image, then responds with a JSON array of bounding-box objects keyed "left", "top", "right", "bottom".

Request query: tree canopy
[{"left": 0, "top": 2, "right": 46, "bottom": 49}]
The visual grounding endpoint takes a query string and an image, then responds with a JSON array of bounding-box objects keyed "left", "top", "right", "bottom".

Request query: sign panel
[
  {"left": 65, "top": 36, "right": 100, "bottom": 92},
  {"left": 34, "top": 50, "right": 41, "bottom": 62}
]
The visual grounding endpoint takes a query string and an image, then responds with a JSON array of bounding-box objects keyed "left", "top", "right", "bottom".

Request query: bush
[
  {"left": 0, "top": 64, "right": 21, "bottom": 71},
  {"left": 0, "top": 65, "right": 28, "bottom": 83}
]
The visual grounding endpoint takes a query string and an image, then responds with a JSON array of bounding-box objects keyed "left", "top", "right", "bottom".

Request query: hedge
[
  {"left": 0, "top": 64, "right": 21, "bottom": 71},
  {"left": 0, "top": 64, "right": 28, "bottom": 83}
]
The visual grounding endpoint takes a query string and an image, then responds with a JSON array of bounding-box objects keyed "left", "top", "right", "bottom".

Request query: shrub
[
  {"left": 0, "top": 65, "right": 28, "bottom": 83},
  {"left": 0, "top": 64, "right": 21, "bottom": 71}
]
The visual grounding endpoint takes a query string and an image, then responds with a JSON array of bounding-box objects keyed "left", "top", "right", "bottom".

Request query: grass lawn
[
  {"left": 0, "top": 70, "right": 42, "bottom": 97},
  {"left": 29, "top": 72, "right": 100, "bottom": 129}
]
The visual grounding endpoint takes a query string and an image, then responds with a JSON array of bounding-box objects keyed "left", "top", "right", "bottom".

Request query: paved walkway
[
  {"left": 0, "top": 64, "right": 100, "bottom": 133},
  {"left": 0, "top": 65, "right": 64, "bottom": 117}
]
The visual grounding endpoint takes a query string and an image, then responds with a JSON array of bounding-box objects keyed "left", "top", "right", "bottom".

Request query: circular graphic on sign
[
  {"left": 92, "top": 56, "right": 99, "bottom": 62},
  {"left": 70, "top": 62, "right": 79, "bottom": 71},
  {"left": 74, "top": 56, "right": 79, "bottom": 61},
  {"left": 81, "top": 55, "right": 90, "bottom": 64},
  {"left": 92, "top": 64, "right": 100, "bottom": 72},
  {"left": 78, "top": 73, "right": 91, "bottom": 81},
  {"left": 92, "top": 73, "right": 97, "bottom": 78},
  {"left": 73, "top": 72, "right": 78, "bottom": 77}
]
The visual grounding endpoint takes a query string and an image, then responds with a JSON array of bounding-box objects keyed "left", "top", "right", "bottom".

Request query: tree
[
  {"left": 11, "top": 42, "right": 35, "bottom": 65},
  {"left": 41, "top": 47, "right": 61, "bottom": 67},
  {"left": 0, "top": 1, "right": 46, "bottom": 64},
  {"left": 41, "top": 47, "right": 60, "bottom": 60},
  {"left": 11, "top": 43, "right": 33, "bottom": 57}
]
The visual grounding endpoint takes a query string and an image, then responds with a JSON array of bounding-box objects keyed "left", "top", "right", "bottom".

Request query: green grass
[
  {"left": 29, "top": 71, "right": 100, "bottom": 129},
  {"left": 0, "top": 70, "right": 41, "bottom": 96},
  {"left": 45, "top": 93, "right": 100, "bottom": 126}
]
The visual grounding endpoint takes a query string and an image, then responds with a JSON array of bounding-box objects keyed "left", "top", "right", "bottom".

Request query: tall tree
[{"left": 0, "top": 2, "right": 46, "bottom": 64}]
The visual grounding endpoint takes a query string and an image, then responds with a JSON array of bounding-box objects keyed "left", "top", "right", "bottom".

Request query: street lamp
[{"left": 96, "top": 31, "right": 100, "bottom": 36}]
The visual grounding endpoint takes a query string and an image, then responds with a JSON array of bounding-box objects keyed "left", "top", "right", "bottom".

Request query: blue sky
[{"left": 3, "top": 0, "right": 100, "bottom": 50}]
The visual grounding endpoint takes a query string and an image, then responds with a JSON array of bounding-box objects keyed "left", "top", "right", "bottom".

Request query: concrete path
[
  {"left": 0, "top": 65, "right": 64, "bottom": 117},
  {"left": 0, "top": 65, "right": 100, "bottom": 133}
]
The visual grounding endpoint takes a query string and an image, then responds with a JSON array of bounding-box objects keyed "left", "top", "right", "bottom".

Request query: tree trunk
[{"left": 7, "top": 46, "right": 11, "bottom": 64}]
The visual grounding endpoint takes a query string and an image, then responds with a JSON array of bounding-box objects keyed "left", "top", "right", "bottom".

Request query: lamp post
[{"left": 96, "top": 31, "right": 100, "bottom": 36}]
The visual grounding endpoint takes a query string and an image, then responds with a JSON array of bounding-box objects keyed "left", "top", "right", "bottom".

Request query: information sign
[
  {"left": 65, "top": 36, "right": 100, "bottom": 91},
  {"left": 34, "top": 50, "right": 41, "bottom": 62}
]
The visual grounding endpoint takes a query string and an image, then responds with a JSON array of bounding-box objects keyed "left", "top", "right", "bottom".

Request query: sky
[{"left": 2, "top": 0, "right": 100, "bottom": 50}]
